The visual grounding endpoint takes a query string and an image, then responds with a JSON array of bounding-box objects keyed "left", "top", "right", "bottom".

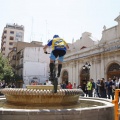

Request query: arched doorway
[
  {"left": 107, "top": 63, "right": 120, "bottom": 79},
  {"left": 80, "top": 68, "right": 90, "bottom": 92},
  {"left": 62, "top": 71, "right": 68, "bottom": 85}
]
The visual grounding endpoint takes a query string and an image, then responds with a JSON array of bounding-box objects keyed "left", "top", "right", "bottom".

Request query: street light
[
  {"left": 82, "top": 62, "right": 91, "bottom": 81},
  {"left": 83, "top": 62, "right": 91, "bottom": 70}
]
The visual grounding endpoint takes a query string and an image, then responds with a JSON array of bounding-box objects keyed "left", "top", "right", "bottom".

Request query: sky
[{"left": 0, "top": 0, "right": 120, "bottom": 45}]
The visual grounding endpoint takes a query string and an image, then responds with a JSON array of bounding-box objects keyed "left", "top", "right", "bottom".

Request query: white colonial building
[
  {"left": 60, "top": 15, "right": 120, "bottom": 88},
  {"left": 21, "top": 47, "right": 51, "bottom": 86}
]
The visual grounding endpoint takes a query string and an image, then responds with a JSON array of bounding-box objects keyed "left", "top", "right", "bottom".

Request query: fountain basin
[
  {"left": 0, "top": 86, "right": 114, "bottom": 120},
  {"left": 0, "top": 96, "right": 114, "bottom": 120},
  {"left": 26, "top": 85, "right": 61, "bottom": 90},
  {"left": 0, "top": 88, "right": 83, "bottom": 105}
]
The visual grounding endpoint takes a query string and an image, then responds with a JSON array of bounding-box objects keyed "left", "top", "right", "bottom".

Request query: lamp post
[{"left": 82, "top": 62, "right": 91, "bottom": 81}]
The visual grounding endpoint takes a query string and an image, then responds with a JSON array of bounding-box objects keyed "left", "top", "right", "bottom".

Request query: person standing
[
  {"left": 1, "top": 80, "right": 6, "bottom": 88},
  {"left": 45, "top": 80, "right": 52, "bottom": 85},
  {"left": 87, "top": 79, "right": 92, "bottom": 97},
  {"left": 61, "top": 80, "right": 66, "bottom": 89},
  {"left": 96, "top": 79, "right": 101, "bottom": 97},
  {"left": 100, "top": 79, "right": 106, "bottom": 98},
  {"left": 91, "top": 79, "right": 95, "bottom": 97},
  {"left": 115, "top": 77, "right": 120, "bottom": 89},
  {"left": 102, "top": 78, "right": 107, "bottom": 98},
  {"left": 11, "top": 83, "right": 16, "bottom": 88},
  {"left": 66, "top": 81, "right": 72, "bottom": 89},
  {"left": 107, "top": 78, "right": 114, "bottom": 100},
  {"left": 115, "top": 77, "right": 120, "bottom": 102}
]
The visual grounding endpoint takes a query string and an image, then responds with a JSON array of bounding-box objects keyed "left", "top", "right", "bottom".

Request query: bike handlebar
[{"left": 44, "top": 51, "right": 50, "bottom": 54}]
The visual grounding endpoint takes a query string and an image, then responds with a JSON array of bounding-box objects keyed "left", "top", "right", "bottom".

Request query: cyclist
[{"left": 43, "top": 35, "right": 69, "bottom": 79}]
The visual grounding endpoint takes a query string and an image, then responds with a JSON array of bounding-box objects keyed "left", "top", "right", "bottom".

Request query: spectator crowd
[
  {"left": 1, "top": 76, "right": 120, "bottom": 101},
  {"left": 0, "top": 80, "right": 16, "bottom": 88},
  {"left": 80, "top": 77, "right": 120, "bottom": 100}
]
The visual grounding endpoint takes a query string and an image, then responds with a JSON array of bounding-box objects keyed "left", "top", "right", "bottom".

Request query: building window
[
  {"left": 9, "top": 48, "right": 13, "bottom": 50},
  {"left": 4, "top": 36, "right": 6, "bottom": 39},
  {"left": 4, "top": 30, "right": 7, "bottom": 34},
  {"left": 13, "top": 47, "right": 17, "bottom": 51},
  {"left": 10, "top": 31, "right": 14, "bottom": 34},
  {"left": 63, "top": 71, "right": 68, "bottom": 76},
  {"left": 15, "top": 32, "right": 22, "bottom": 41},
  {"left": 16, "top": 32, "right": 22, "bottom": 38},
  {"left": 2, "top": 47, "right": 5, "bottom": 51},
  {"left": 108, "top": 63, "right": 120, "bottom": 71},
  {"left": 9, "top": 42, "right": 13, "bottom": 45},
  {"left": 10, "top": 36, "right": 14, "bottom": 40}
]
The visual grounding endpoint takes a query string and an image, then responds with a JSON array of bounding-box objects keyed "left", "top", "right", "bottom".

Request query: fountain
[{"left": 0, "top": 85, "right": 114, "bottom": 120}]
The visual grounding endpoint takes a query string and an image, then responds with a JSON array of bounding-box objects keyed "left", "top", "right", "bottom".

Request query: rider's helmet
[{"left": 53, "top": 35, "right": 59, "bottom": 38}]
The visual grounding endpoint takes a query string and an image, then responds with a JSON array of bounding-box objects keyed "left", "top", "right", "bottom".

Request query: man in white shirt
[{"left": 46, "top": 80, "right": 52, "bottom": 85}]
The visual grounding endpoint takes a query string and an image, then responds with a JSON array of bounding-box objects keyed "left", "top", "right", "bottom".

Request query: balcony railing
[
  {"left": 17, "top": 54, "right": 23, "bottom": 60},
  {"left": 16, "top": 64, "right": 23, "bottom": 69},
  {"left": 11, "top": 64, "right": 16, "bottom": 68}
]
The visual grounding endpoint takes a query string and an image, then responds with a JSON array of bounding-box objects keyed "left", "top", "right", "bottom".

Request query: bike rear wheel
[{"left": 53, "top": 77, "right": 58, "bottom": 93}]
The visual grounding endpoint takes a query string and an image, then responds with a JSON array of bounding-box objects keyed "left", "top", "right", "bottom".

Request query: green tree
[{"left": 0, "top": 54, "right": 14, "bottom": 83}]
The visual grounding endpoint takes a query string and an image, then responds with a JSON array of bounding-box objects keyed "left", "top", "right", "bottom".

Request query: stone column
[
  {"left": 94, "top": 58, "right": 101, "bottom": 82},
  {"left": 72, "top": 61, "right": 76, "bottom": 84},
  {"left": 69, "top": 62, "right": 73, "bottom": 83},
  {"left": 75, "top": 60, "right": 79, "bottom": 86},
  {"left": 101, "top": 54, "right": 105, "bottom": 78},
  {"left": 89, "top": 60, "right": 96, "bottom": 79}
]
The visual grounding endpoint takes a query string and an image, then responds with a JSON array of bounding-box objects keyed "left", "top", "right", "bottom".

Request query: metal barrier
[{"left": 112, "top": 89, "right": 120, "bottom": 120}]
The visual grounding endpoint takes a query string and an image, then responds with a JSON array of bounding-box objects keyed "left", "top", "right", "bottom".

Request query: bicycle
[
  {"left": 45, "top": 52, "right": 58, "bottom": 93},
  {"left": 50, "top": 61, "right": 58, "bottom": 93}
]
